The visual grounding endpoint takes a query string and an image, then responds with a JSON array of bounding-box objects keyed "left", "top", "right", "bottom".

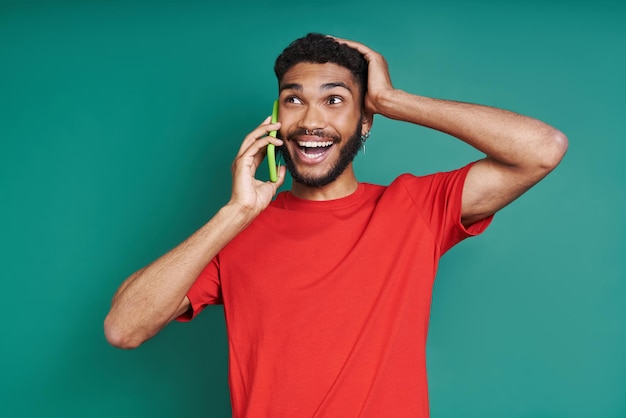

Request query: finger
[
  {"left": 251, "top": 137, "right": 284, "bottom": 171},
  {"left": 265, "top": 164, "right": 287, "bottom": 194},
  {"left": 241, "top": 133, "right": 283, "bottom": 158},
  {"left": 327, "top": 35, "right": 377, "bottom": 58},
  {"left": 239, "top": 135, "right": 283, "bottom": 174},
  {"left": 275, "top": 164, "right": 287, "bottom": 186},
  {"left": 236, "top": 116, "right": 272, "bottom": 156},
  {"left": 236, "top": 119, "right": 282, "bottom": 157}
]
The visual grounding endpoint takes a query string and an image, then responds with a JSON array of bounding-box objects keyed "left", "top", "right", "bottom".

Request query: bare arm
[
  {"left": 374, "top": 92, "right": 568, "bottom": 226},
  {"left": 104, "top": 117, "right": 286, "bottom": 349},
  {"left": 335, "top": 37, "right": 568, "bottom": 226}
]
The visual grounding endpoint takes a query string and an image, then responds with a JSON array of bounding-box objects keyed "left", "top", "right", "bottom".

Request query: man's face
[{"left": 277, "top": 62, "right": 367, "bottom": 188}]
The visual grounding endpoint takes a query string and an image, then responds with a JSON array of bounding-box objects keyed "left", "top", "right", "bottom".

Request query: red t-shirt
[{"left": 179, "top": 164, "right": 491, "bottom": 417}]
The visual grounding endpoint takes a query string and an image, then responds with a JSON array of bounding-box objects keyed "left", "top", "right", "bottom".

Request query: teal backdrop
[{"left": 1, "top": 0, "right": 624, "bottom": 417}]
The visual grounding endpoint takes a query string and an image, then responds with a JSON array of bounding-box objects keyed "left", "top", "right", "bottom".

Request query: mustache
[{"left": 286, "top": 128, "right": 340, "bottom": 143}]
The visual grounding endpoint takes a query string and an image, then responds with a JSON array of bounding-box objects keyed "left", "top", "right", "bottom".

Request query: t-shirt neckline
[{"left": 274, "top": 183, "right": 367, "bottom": 212}]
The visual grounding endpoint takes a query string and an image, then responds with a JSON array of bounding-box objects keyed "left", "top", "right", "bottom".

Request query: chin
[{"left": 282, "top": 128, "right": 363, "bottom": 188}]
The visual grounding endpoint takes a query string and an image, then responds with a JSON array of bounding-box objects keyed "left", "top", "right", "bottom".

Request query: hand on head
[{"left": 327, "top": 35, "right": 395, "bottom": 117}]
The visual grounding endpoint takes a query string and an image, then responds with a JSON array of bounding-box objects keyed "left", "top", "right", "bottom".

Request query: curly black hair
[{"left": 274, "top": 33, "right": 368, "bottom": 106}]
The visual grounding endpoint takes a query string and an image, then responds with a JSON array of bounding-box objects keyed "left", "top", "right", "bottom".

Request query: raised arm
[
  {"left": 334, "top": 37, "right": 568, "bottom": 227},
  {"left": 104, "top": 117, "right": 286, "bottom": 349}
]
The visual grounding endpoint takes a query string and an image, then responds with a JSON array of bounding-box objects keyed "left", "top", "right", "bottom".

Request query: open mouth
[{"left": 297, "top": 140, "right": 334, "bottom": 159}]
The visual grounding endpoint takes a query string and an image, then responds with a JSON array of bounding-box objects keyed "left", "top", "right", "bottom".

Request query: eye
[
  {"left": 327, "top": 96, "right": 343, "bottom": 105},
  {"left": 286, "top": 96, "right": 302, "bottom": 105}
]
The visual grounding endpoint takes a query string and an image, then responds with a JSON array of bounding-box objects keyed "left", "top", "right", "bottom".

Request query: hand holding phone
[{"left": 267, "top": 100, "right": 279, "bottom": 182}]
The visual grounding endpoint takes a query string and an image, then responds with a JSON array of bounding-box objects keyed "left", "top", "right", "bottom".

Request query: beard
[{"left": 279, "top": 122, "right": 363, "bottom": 188}]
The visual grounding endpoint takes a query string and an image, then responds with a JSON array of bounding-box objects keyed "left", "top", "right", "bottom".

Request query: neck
[{"left": 290, "top": 165, "right": 358, "bottom": 201}]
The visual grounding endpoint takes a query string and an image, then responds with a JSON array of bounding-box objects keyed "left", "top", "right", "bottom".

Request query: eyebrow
[{"left": 279, "top": 81, "right": 353, "bottom": 94}]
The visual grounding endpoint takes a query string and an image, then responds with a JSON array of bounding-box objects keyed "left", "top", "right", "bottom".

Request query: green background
[{"left": 1, "top": 0, "right": 624, "bottom": 417}]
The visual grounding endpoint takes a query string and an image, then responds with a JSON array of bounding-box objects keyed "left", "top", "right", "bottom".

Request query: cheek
[
  {"left": 336, "top": 114, "right": 361, "bottom": 136},
  {"left": 278, "top": 124, "right": 294, "bottom": 140},
  {"left": 276, "top": 112, "right": 298, "bottom": 136}
]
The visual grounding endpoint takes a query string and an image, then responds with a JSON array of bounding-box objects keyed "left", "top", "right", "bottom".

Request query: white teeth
[
  {"left": 297, "top": 140, "right": 333, "bottom": 148},
  {"left": 301, "top": 150, "right": 324, "bottom": 158}
]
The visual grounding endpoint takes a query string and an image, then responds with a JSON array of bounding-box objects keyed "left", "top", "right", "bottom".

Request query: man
[{"left": 105, "top": 33, "right": 567, "bottom": 417}]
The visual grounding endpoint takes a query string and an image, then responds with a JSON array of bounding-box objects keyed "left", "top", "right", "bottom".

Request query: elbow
[
  {"left": 104, "top": 315, "right": 144, "bottom": 350},
  {"left": 539, "top": 128, "right": 569, "bottom": 172}
]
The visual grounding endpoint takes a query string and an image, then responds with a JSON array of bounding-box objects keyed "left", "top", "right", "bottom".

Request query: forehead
[{"left": 280, "top": 62, "right": 358, "bottom": 95}]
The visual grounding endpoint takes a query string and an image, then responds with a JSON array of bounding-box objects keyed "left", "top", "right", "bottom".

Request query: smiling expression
[{"left": 277, "top": 62, "right": 370, "bottom": 191}]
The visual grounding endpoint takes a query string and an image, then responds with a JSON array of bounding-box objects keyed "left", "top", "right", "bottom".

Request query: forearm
[
  {"left": 378, "top": 89, "right": 566, "bottom": 170},
  {"left": 334, "top": 36, "right": 567, "bottom": 225},
  {"left": 104, "top": 203, "right": 255, "bottom": 349}
]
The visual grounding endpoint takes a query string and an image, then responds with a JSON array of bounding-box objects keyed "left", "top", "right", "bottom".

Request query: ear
[{"left": 360, "top": 111, "right": 374, "bottom": 136}]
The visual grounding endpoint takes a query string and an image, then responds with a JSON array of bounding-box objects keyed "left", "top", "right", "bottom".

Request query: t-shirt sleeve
[
  {"left": 399, "top": 162, "right": 493, "bottom": 254},
  {"left": 176, "top": 255, "right": 223, "bottom": 322}
]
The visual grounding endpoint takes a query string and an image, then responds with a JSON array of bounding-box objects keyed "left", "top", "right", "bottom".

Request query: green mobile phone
[{"left": 267, "top": 100, "right": 279, "bottom": 182}]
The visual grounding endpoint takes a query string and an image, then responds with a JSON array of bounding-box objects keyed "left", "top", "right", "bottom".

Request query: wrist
[
  {"left": 377, "top": 89, "right": 430, "bottom": 124},
  {"left": 221, "top": 200, "right": 259, "bottom": 228},
  {"left": 374, "top": 88, "right": 405, "bottom": 120}
]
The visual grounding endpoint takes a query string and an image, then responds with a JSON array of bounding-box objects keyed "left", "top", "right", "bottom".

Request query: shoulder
[{"left": 387, "top": 163, "right": 475, "bottom": 198}]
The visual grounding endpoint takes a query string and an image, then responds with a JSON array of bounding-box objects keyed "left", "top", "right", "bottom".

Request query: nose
[{"left": 298, "top": 104, "right": 326, "bottom": 132}]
